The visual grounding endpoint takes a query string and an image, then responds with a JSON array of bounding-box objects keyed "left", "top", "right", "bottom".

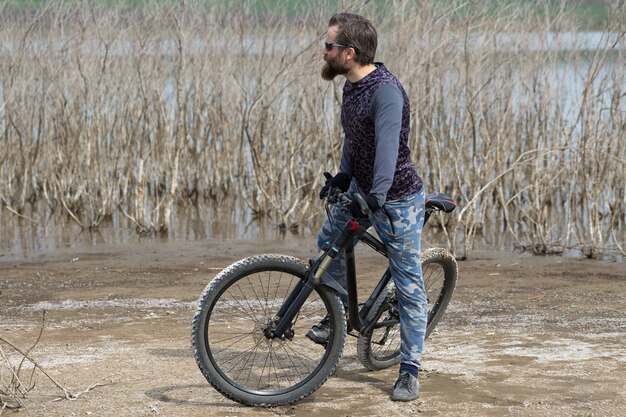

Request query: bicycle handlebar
[
  {"left": 324, "top": 185, "right": 456, "bottom": 222},
  {"left": 324, "top": 187, "right": 351, "bottom": 206},
  {"left": 323, "top": 187, "right": 371, "bottom": 218},
  {"left": 351, "top": 192, "right": 372, "bottom": 217}
]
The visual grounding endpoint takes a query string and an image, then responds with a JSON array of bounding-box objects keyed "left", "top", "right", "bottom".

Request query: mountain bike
[{"left": 191, "top": 187, "right": 458, "bottom": 406}]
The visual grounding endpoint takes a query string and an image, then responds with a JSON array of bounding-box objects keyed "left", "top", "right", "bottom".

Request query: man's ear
[{"left": 345, "top": 47, "right": 357, "bottom": 61}]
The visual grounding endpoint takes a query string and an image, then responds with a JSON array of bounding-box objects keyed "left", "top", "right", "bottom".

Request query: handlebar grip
[{"left": 352, "top": 192, "right": 371, "bottom": 217}]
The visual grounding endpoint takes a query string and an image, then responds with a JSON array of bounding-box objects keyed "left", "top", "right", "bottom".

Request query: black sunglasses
[{"left": 323, "top": 41, "right": 353, "bottom": 51}]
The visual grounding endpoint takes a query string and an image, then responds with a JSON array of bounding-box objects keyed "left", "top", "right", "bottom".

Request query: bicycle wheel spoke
[
  {"left": 282, "top": 342, "right": 318, "bottom": 371},
  {"left": 237, "top": 279, "right": 264, "bottom": 323},
  {"left": 210, "top": 332, "right": 254, "bottom": 352},
  {"left": 279, "top": 345, "right": 308, "bottom": 382},
  {"left": 256, "top": 347, "right": 272, "bottom": 390},
  {"left": 245, "top": 275, "right": 265, "bottom": 316},
  {"left": 425, "top": 273, "right": 441, "bottom": 291},
  {"left": 222, "top": 287, "right": 263, "bottom": 322},
  {"left": 222, "top": 341, "right": 263, "bottom": 374},
  {"left": 269, "top": 349, "right": 283, "bottom": 389},
  {"left": 377, "top": 328, "right": 399, "bottom": 356},
  {"left": 241, "top": 353, "right": 258, "bottom": 386},
  {"left": 263, "top": 271, "right": 272, "bottom": 317},
  {"left": 226, "top": 345, "right": 259, "bottom": 379}
]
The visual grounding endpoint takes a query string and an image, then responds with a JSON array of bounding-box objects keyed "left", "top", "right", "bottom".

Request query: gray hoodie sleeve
[
  {"left": 339, "top": 138, "right": 352, "bottom": 177},
  {"left": 369, "top": 83, "right": 403, "bottom": 206}
]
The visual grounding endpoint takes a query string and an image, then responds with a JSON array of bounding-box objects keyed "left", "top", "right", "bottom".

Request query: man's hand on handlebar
[
  {"left": 348, "top": 194, "right": 379, "bottom": 218},
  {"left": 319, "top": 172, "right": 351, "bottom": 199},
  {"left": 320, "top": 172, "right": 381, "bottom": 218}
]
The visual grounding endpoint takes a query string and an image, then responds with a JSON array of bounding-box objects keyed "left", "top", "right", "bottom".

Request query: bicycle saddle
[{"left": 425, "top": 192, "right": 457, "bottom": 213}]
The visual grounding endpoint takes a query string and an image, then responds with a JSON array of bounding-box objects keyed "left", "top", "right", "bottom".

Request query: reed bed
[{"left": 0, "top": 0, "right": 624, "bottom": 258}]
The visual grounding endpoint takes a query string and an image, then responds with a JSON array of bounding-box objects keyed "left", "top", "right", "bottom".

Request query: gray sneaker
[
  {"left": 306, "top": 316, "right": 330, "bottom": 345},
  {"left": 391, "top": 372, "right": 419, "bottom": 401}
]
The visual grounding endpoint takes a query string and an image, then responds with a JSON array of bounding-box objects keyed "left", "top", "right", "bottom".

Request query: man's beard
[{"left": 321, "top": 56, "right": 349, "bottom": 80}]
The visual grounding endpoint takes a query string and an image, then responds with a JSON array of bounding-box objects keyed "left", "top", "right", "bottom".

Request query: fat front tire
[
  {"left": 191, "top": 254, "right": 346, "bottom": 406},
  {"left": 357, "top": 247, "right": 458, "bottom": 371}
]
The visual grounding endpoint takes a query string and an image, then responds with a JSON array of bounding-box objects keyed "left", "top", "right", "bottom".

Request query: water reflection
[
  {"left": 0, "top": 199, "right": 316, "bottom": 260},
  {"left": 1, "top": 198, "right": 622, "bottom": 262},
  {"left": 0, "top": 198, "right": 455, "bottom": 260}
]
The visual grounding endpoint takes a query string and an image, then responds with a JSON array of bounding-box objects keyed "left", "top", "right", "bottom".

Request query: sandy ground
[{"left": 1, "top": 238, "right": 625, "bottom": 417}]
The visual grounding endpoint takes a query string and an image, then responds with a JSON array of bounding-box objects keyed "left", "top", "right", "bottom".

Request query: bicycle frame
[
  {"left": 266, "top": 198, "right": 446, "bottom": 341},
  {"left": 267, "top": 216, "right": 394, "bottom": 339}
]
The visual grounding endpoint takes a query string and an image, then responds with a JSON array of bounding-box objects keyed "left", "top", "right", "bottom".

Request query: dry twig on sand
[{"left": 0, "top": 311, "right": 106, "bottom": 413}]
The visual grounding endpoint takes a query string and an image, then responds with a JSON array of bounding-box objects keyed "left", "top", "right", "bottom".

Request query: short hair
[{"left": 329, "top": 13, "right": 377, "bottom": 65}]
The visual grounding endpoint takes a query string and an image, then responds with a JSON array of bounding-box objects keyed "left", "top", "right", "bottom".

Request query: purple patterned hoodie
[{"left": 339, "top": 63, "right": 422, "bottom": 205}]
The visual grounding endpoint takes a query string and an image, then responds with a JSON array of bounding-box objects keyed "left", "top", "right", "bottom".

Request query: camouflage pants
[{"left": 317, "top": 185, "right": 427, "bottom": 369}]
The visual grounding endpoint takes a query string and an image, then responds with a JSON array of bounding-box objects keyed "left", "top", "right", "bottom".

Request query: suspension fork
[{"left": 266, "top": 255, "right": 331, "bottom": 338}]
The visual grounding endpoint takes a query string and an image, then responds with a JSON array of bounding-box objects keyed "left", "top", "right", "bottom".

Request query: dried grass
[{"left": 0, "top": 0, "right": 624, "bottom": 258}]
